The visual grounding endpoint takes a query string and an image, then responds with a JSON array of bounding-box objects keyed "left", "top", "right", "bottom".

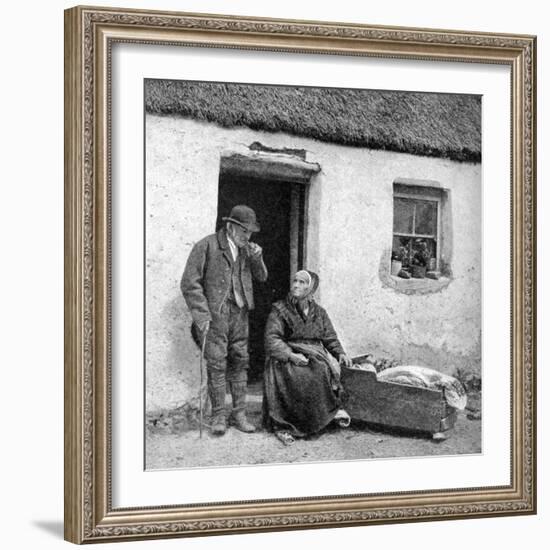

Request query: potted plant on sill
[
  {"left": 391, "top": 246, "right": 408, "bottom": 276},
  {"left": 411, "top": 239, "right": 431, "bottom": 278}
]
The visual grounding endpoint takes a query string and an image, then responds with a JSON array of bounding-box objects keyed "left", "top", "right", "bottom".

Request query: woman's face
[{"left": 291, "top": 272, "right": 311, "bottom": 299}]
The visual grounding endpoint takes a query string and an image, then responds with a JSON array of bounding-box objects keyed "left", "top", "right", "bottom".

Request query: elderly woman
[{"left": 263, "top": 270, "right": 352, "bottom": 445}]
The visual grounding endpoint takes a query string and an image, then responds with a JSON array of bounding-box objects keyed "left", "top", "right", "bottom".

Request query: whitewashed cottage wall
[{"left": 146, "top": 114, "right": 481, "bottom": 415}]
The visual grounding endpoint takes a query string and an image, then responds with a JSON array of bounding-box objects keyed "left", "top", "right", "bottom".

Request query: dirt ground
[{"left": 146, "top": 391, "right": 482, "bottom": 470}]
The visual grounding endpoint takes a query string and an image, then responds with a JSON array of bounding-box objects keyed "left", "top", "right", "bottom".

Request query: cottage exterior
[{"left": 144, "top": 80, "right": 481, "bottom": 421}]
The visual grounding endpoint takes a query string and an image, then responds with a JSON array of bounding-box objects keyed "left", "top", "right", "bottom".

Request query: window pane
[
  {"left": 415, "top": 200, "right": 437, "bottom": 236},
  {"left": 393, "top": 198, "right": 414, "bottom": 234}
]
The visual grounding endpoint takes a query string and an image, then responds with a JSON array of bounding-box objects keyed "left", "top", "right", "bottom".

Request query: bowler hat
[{"left": 222, "top": 205, "right": 260, "bottom": 232}]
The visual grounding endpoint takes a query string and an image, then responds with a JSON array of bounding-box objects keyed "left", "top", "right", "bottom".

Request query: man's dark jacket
[{"left": 181, "top": 228, "right": 268, "bottom": 325}]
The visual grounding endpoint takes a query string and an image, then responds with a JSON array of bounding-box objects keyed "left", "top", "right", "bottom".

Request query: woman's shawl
[{"left": 264, "top": 298, "right": 345, "bottom": 362}]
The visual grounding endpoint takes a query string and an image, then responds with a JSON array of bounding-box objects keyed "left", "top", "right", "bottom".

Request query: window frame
[{"left": 393, "top": 190, "right": 442, "bottom": 272}]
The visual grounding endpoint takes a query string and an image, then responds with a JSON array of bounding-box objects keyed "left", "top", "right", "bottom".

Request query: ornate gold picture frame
[{"left": 64, "top": 5, "right": 536, "bottom": 544}]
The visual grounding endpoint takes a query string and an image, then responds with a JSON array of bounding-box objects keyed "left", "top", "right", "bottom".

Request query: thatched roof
[{"left": 145, "top": 79, "right": 481, "bottom": 162}]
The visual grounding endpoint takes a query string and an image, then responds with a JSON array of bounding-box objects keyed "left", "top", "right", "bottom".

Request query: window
[{"left": 392, "top": 182, "right": 445, "bottom": 275}]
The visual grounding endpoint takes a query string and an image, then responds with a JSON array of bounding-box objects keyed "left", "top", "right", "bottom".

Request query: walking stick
[{"left": 198, "top": 323, "right": 209, "bottom": 439}]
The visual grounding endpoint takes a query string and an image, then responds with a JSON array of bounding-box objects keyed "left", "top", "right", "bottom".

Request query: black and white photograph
[{"left": 144, "top": 79, "right": 482, "bottom": 470}]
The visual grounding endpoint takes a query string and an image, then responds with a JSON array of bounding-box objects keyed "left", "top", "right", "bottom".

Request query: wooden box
[{"left": 340, "top": 363, "right": 457, "bottom": 439}]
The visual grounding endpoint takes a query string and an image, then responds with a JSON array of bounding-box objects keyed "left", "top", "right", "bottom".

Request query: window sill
[{"left": 384, "top": 274, "right": 451, "bottom": 295}]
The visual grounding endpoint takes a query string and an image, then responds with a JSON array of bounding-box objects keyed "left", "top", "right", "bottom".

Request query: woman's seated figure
[{"left": 263, "top": 269, "right": 352, "bottom": 445}]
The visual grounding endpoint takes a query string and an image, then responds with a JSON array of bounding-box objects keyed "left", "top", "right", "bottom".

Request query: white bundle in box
[{"left": 376, "top": 365, "right": 467, "bottom": 410}]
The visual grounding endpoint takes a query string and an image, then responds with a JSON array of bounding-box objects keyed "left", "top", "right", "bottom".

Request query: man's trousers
[{"left": 204, "top": 300, "right": 249, "bottom": 416}]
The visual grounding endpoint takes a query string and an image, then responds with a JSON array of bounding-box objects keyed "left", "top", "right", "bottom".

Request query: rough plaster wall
[
  {"left": 146, "top": 114, "right": 481, "bottom": 414},
  {"left": 313, "top": 148, "right": 481, "bottom": 375},
  {"left": 146, "top": 115, "right": 220, "bottom": 412}
]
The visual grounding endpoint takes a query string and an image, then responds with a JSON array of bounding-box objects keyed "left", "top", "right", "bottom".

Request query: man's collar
[
  {"left": 227, "top": 234, "right": 239, "bottom": 258},
  {"left": 217, "top": 227, "right": 239, "bottom": 260},
  {"left": 226, "top": 233, "right": 237, "bottom": 250},
  {"left": 217, "top": 227, "right": 229, "bottom": 249}
]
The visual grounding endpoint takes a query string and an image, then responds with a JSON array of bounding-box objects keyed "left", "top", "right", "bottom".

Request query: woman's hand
[
  {"left": 339, "top": 354, "right": 353, "bottom": 368},
  {"left": 290, "top": 353, "right": 309, "bottom": 366}
]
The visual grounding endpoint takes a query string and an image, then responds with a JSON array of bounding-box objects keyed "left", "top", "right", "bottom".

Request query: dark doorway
[{"left": 216, "top": 173, "right": 305, "bottom": 381}]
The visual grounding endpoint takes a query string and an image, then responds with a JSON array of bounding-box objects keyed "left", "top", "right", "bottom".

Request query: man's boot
[
  {"left": 208, "top": 383, "right": 227, "bottom": 436},
  {"left": 229, "top": 381, "right": 256, "bottom": 433}
]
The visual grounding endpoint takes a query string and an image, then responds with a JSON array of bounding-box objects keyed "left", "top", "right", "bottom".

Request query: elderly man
[{"left": 181, "top": 205, "right": 268, "bottom": 436}]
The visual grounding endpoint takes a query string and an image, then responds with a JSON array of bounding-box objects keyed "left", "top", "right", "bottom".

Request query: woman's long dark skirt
[{"left": 263, "top": 351, "right": 342, "bottom": 437}]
